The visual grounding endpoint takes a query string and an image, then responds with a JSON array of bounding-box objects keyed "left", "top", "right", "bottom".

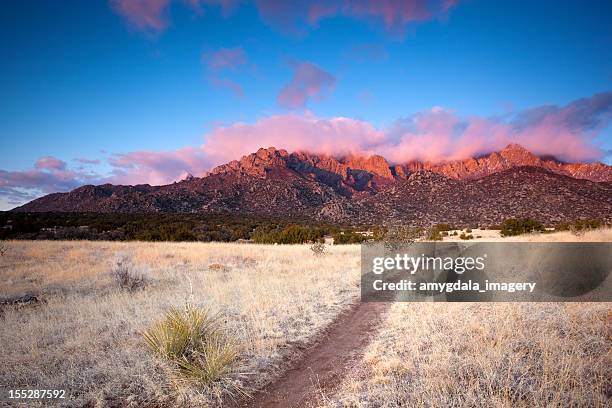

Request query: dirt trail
[{"left": 245, "top": 301, "right": 390, "bottom": 408}]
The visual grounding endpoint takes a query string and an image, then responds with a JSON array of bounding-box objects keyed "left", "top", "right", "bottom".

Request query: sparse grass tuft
[
  {"left": 143, "top": 305, "right": 244, "bottom": 395},
  {"left": 112, "top": 253, "right": 149, "bottom": 291},
  {"left": 310, "top": 241, "right": 326, "bottom": 256}
]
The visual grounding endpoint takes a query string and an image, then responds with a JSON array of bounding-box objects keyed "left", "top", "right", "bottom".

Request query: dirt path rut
[{"left": 245, "top": 301, "right": 390, "bottom": 408}]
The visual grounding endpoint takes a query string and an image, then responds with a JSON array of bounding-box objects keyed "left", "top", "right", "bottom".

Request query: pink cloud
[
  {"left": 2, "top": 93, "right": 609, "bottom": 207},
  {"left": 277, "top": 62, "right": 335, "bottom": 108},
  {"left": 206, "top": 93, "right": 611, "bottom": 164},
  {"left": 204, "top": 47, "right": 248, "bottom": 71},
  {"left": 257, "top": 0, "right": 460, "bottom": 34},
  {"left": 110, "top": 0, "right": 171, "bottom": 33},
  {"left": 111, "top": 0, "right": 461, "bottom": 36},
  {"left": 110, "top": 0, "right": 238, "bottom": 34},
  {"left": 202, "top": 113, "right": 385, "bottom": 162},
  {"left": 0, "top": 158, "right": 100, "bottom": 206},
  {"left": 35, "top": 156, "right": 67, "bottom": 171},
  {"left": 102, "top": 97, "right": 608, "bottom": 189},
  {"left": 108, "top": 147, "right": 213, "bottom": 185},
  {"left": 203, "top": 47, "right": 248, "bottom": 97}
]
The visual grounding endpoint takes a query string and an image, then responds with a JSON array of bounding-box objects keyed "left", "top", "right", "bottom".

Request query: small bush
[
  {"left": 555, "top": 219, "right": 603, "bottom": 235},
  {"left": 500, "top": 218, "right": 544, "bottom": 237},
  {"left": 459, "top": 233, "right": 473, "bottom": 240},
  {"left": 310, "top": 241, "right": 326, "bottom": 256},
  {"left": 380, "top": 225, "right": 424, "bottom": 250},
  {"left": 112, "top": 254, "right": 149, "bottom": 291},
  {"left": 426, "top": 229, "right": 443, "bottom": 241},
  {"left": 143, "top": 306, "right": 243, "bottom": 393},
  {"left": 252, "top": 224, "right": 325, "bottom": 244},
  {"left": 465, "top": 228, "right": 472, "bottom": 233},
  {"left": 332, "top": 232, "right": 370, "bottom": 245},
  {"left": 0, "top": 241, "right": 6, "bottom": 257}
]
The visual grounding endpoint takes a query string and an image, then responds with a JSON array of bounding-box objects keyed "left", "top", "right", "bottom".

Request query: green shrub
[
  {"left": 143, "top": 306, "right": 243, "bottom": 392},
  {"left": 556, "top": 219, "right": 602, "bottom": 233},
  {"left": 433, "top": 223, "right": 452, "bottom": 232},
  {"left": 426, "top": 229, "right": 443, "bottom": 241},
  {"left": 252, "top": 225, "right": 325, "bottom": 244},
  {"left": 332, "top": 231, "right": 370, "bottom": 244},
  {"left": 500, "top": 218, "right": 544, "bottom": 237}
]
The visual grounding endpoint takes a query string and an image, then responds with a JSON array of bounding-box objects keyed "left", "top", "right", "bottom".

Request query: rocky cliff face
[
  {"left": 212, "top": 147, "right": 396, "bottom": 195},
  {"left": 13, "top": 145, "right": 612, "bottom": 226},
  {"left": 402, "top": 144, "right": 612, "bottom": 181},
  {"left": 212, "top": 144, "right": 612, "bottom": 183}
]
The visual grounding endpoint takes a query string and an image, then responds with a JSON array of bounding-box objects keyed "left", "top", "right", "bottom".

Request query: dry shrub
[
  {"left": 208, "top": 263, "right": 228, "bottom": 272},
  {"left": 380, "top": 225, "right": 424, "bottom": 250},
  {"left": 112, "top": 253, "right": 149, "bottom": 291},
  {"left": 0, "top": 241, "right": 7, "bottom": 257},
  {"left": 143, "top": 305, "right": 245, "bottom": 398},
  {"left": 310, "top": 241, "right": 326, "bottom": 256}
]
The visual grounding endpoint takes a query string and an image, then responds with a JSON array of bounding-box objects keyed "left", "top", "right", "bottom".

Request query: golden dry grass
[
  {"left": 319, "top": 228, "right": 612, "bottom": 408},
  {"left": 0, "top": 229, "right": 610, "bottom": 407},
  {"left": 320, "top": 303, "right": 611, "bottom": 408},
  {"left": 0, "top": 241, "right": 361, "bottom": 407}
]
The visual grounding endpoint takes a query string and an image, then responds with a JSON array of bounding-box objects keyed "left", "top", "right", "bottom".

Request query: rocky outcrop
[{"left": 401, "top": 144, "right": 612, "bottom": 182}]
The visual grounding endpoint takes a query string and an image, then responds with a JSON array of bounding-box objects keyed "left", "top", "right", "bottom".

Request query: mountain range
[{"left": 13, "top": 144, "right": 612, "bottom": 226}]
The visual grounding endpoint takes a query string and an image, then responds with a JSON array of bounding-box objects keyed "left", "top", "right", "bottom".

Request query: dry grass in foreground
[
  {"left": 0, "top": 241, "right": 360, "bottom": 407},
  {"left": 320, "top": 304, "right": 611, "bottom": 407},
  {"left": 319, "top": 230, "right": 611, "bottom": 407},
  {"left": 0, "top": 230, "right": 610, "bottom": 407}
]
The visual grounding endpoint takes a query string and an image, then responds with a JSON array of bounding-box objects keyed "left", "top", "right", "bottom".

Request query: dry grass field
[
  {"left": 0, "top": 229, "right": 610, "bottom": 407},
  {"left": 0, "top": 241, "right": 361, "bottom": 407},
  {"left": 320, "top": 302, "right": 611, "bottom": 408}
]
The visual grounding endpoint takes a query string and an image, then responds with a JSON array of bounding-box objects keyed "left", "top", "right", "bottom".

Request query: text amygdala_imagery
[{"left": 361, "top": 242, "right": 612, "bottom": 302}]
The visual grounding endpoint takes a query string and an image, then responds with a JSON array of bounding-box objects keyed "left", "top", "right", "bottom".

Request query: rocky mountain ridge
[{"left": 13, "top": 144, "right": 612, "bottom": 226}]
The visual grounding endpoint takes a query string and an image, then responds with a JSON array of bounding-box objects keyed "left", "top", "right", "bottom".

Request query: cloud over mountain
[{"left": 1, "top": 92, "right": 610, "bottom": 208}]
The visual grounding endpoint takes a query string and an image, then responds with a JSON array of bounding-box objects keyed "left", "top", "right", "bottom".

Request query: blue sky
[{"left": 1, "top": 0, "right": 611, "bottom": 209}]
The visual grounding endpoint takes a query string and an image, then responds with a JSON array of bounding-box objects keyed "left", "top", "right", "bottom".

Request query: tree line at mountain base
[{"left": 0, "top": 212, "right": 605, "bottom": 244}]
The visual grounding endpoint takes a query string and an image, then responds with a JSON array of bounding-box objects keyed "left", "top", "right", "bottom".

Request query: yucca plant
[{"left": 143, "top": 305, "right": 242, "bottom": 388}]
